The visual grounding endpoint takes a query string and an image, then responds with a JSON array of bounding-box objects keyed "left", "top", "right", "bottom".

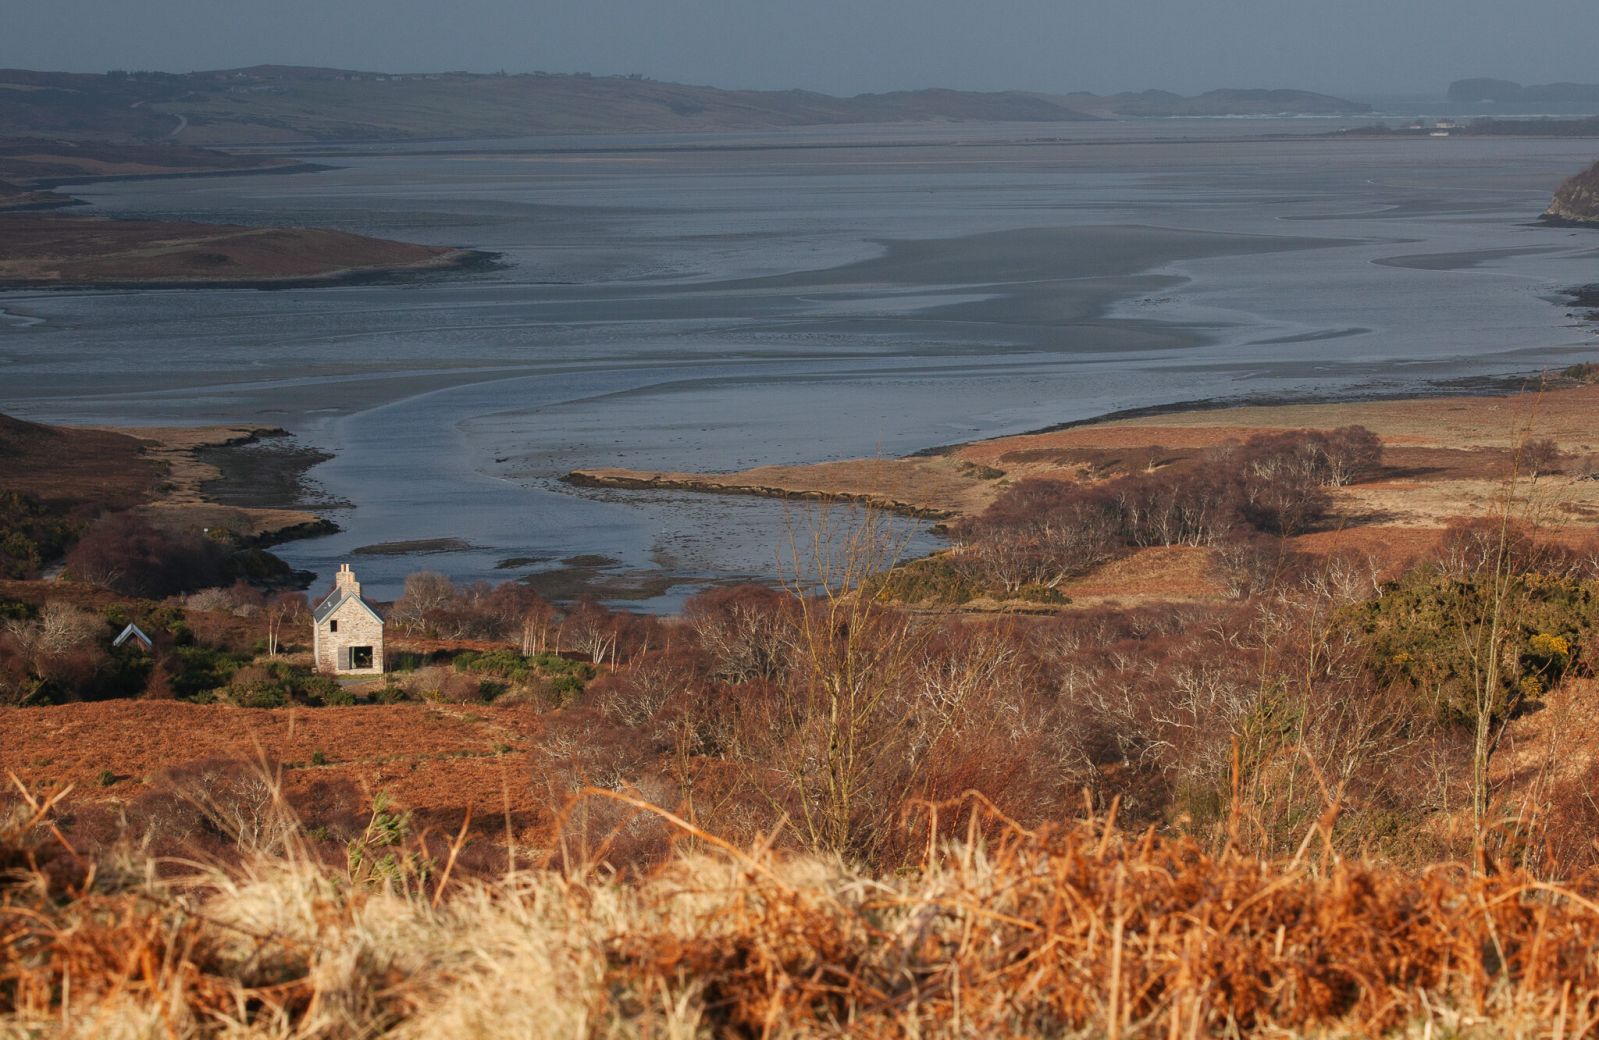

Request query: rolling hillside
[{"left": 0, "top": 65, "right": 1369, "bottom": 144}]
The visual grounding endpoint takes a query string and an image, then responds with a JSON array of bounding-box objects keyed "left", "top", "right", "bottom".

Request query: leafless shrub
[
  {"left": 954, "top": 429, "right": 1380, "bottom": 594},
  {"left": 683, "top": 584, "right": 792, "bottom": 682},
  {"left": 1518, "top": 436, "right": 1564, "bottom": 477},
  {"left": 2, "top": 602, "right": 109, "bottom": 698},
  {"left": 183, "top": 587, "right": 237, "bottom": 614},
  {"left": 1210, "top": 537, "right": 1309, "bottom": 599},
  {"left": 394, "top": 664, "right": 482, "bottom": 703},
  {"left": 145, "top": 757, "right": 298, "bottom": 856}
]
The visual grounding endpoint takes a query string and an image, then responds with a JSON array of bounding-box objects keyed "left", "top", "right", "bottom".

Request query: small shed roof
[{"left": 113, "top": 623, "right": 153, "bottom": 650}]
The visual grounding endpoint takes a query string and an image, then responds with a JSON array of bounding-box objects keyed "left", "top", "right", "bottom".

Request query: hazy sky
[{"left": 7, "top": 0, "right": 1595, "bottom": 97}]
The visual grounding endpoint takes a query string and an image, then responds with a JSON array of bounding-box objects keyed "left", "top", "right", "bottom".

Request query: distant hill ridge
[
  {"left": 1449, "top": 78, "right": 1599, "bottom": 104},
  {"left": 0, "top": 65, "right": 1368, "bottom": 144},
  {"left": 1046, "top": 87, "right": 1370, "bottom": 118}
]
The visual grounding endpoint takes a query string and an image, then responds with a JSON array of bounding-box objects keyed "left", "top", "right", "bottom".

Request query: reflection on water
[{"left": 1, "top": 123, "right": 1595, "bottom": 605}]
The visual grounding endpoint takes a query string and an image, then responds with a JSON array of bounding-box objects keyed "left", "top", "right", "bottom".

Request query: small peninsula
[
  {"left": 0, "top": 214, "right": 486, "bottom": 289},
  {"left": 0, "top": 139, "right": 492, "bottom": 288}
]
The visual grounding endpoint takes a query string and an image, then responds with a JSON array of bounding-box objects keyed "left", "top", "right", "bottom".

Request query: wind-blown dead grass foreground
[{"left": 6, "top": 788, "right": 1599, "bottom": 1038}]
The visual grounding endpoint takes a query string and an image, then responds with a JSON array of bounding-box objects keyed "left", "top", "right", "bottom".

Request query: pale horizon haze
[{"left": 5, "top": 0, "right": 1596, "bottom": 98}]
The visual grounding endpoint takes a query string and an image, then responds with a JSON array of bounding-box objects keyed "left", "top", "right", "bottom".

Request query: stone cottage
[{"left": 312, "top": 564, "right": 384, "bottom": 674}]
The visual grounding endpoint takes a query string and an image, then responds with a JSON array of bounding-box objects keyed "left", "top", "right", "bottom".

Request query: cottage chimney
[{"left": 334, "top": 563, "right": 360, "bottom": 597}]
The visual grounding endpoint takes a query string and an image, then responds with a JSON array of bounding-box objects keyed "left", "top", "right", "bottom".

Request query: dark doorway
[{"left": 349, "top": 646, "right": 374, "bottom": 670}]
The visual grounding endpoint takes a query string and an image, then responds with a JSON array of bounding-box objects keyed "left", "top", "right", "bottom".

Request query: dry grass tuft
[{"left": 6, "top": 784, "right": 1599, "bottom": 1037}]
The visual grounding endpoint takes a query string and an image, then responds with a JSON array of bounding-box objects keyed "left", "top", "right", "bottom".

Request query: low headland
[
  {"left": 0, "top": 138, "right": 497, "bottom": 287},
  {"left": 0, "top": 213, "right": 493, "bottom": 289},
  {"left": 0, "top": 411, "right": 332, "bottom": 584}
]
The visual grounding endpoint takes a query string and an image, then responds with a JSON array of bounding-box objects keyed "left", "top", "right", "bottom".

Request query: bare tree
[
  {"left": 565, "top": 596, "right": 622, "bottom": 665},
  {"left": 483, "top": 583, "right": 559, "bottom": 655},
  {"left": 263, "top": 592, "right": 308, "bottom": 657},
  {"left": 391, "top": 571, "right": 456, "bottom": 635},
  {"left": 749, "top": 503, "right": 933, "bottom": 862}
]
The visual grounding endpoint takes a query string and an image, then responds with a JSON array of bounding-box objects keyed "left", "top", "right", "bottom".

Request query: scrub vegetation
[{"left": 9, "top": 409, "right": 1599, "bottom": 1035}]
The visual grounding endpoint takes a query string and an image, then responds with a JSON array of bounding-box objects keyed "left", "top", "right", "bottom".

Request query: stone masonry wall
[{"left": 315, "top": 599, "right": 385, "bottom": 673}]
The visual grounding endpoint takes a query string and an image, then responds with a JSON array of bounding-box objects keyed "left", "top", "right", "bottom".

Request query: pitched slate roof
[
  {"left": 112, "top": 622, "right": 153, "bottom": 649},
  {"left": 312, "top": 586, "right": 384, "bottom": 626}
]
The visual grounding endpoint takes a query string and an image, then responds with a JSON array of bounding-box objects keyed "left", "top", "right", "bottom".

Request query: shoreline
[
  {"left": 564, "top": 362, "right": 1599, "bottom": 523},
  {"left": 911, "top": 369, "right": 1574, "bottom": 459},
  {"left": 562, "top": 468, "right": 958, "bottom": 522},
  {"left": 100, "top": 423, "right": 341, "bottom": 551}
]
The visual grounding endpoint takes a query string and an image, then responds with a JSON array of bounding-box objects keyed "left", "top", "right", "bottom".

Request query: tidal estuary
[{"left": 2, "top": 121, "right": 1596, "bottom": 605}]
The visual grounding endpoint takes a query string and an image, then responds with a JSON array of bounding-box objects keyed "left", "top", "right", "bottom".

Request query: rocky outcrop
[{"left": 1544, "top": 160, "right": 1599, "bottom": 226}]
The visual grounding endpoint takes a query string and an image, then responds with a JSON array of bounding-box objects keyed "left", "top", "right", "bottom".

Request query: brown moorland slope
[
  {"left": 0, "top": 414, "right": 161, "bottom": 512},
  {"left": 0, "top": 700, "right": 544, "bottom": 842},
  {"left": 0, "top": 138, "right": 307, "bottom": 187}
]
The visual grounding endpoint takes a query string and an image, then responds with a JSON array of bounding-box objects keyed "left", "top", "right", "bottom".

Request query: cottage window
[{"left": 329, "top": 620, "right": 338, "bottom": 632}]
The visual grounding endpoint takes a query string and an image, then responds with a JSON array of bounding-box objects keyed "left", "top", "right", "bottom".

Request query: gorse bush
[
  {"left": 169, "top": 643, "right": 249, "bottom": 700},
  {"left": 225, "top": 660, "right": 348, "bottom": 708},
  {"left": 1347, "top": 518, "right": 1599, "bottom": 726},
  {"left": 1351, "top": 567, "right": 1599, "bottom": 724},
  {"left": 379, "top": 649, "right": 597, "bottom": 705},
  {"left": 863, "top": 555, "right": 980, "bottom": 605},
  {"left": 452, "top": 648, "right": 595, "bottom": 702}
]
